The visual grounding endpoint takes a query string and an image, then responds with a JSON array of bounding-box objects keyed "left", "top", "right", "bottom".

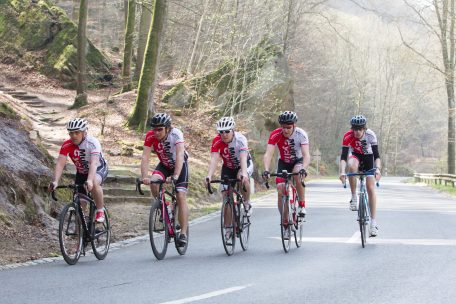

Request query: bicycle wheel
[
  {"left": 281, "top": 196, "right": 291, "bottom": 253},
  {"left": 239, "top": 202, "right": 250, "bottom": 251},
  {"left": 174, "top": 203, "right": 189, "bottom": 255},
  {"left": 221, "top": 199, "right": 236, "bottom": 256},
  {"left": 149, "top": 200, "right": 169, "bottom": 260},
  {"left": 92, "top": 208, "right": 111, "bottom": 260},
  {"left": 294, "top": 206, "right": 303, "bottom": 248},
  {"left": 59, "top": 203, "right": 83, "bottom": 265},
  {"left": 358, "top": 193, "right": 367, "bottom": 248}
]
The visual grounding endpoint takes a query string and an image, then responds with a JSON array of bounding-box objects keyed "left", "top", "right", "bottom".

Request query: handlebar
[
  {"left": 206, "top": 177, "right": 246, "bottom": 194},
  {"left": 50, "top": 184, "right": 82, "bottom": 201},
  {"left": 342, "top": 168, "right": 380, "bottom": 188},
  {"left": 136, "top": 178, "right": 169, "bottom": 196},
  {"left": 264, "top": 170, "right": 306, "bottom": 189}
]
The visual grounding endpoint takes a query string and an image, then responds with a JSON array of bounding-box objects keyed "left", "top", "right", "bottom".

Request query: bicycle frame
[
  {"left": 207, "top": 176, "right": 250, "bottom": 255},
  {"left": 266, "top": 170, "right": 306, "bottom": 252},
  {"left": 53, "top": 185, "right": 97, "bottom": 243},
  {"left": 345, "top": 168, "right": 378, "bottom": 247},
  {"left": 137, "top": 178, "right": 177, "bottom": 237}
]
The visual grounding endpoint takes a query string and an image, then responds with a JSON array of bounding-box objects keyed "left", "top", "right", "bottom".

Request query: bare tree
[
  {"left": 128, "top": 0, "right": 168, "bottom": 130},
  {"left": 72, "top": 0, "right": 89, "bottom": 108},
  {"left": 399, "top": 0, "right": 456, "bottom": 173},
  {"left": 121, "top": 0, "right": 137, "bottom": 92},
  {"left": 134, "top": 0, "right": 154, "bottom": 82}
]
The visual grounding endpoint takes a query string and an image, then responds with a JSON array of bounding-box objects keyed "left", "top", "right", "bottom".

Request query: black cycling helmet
[
  {"left": 278, "top": 111, "right": 298, "bottom": 124},
  {"left": 66, "top": 118, "right": 88, "bottom": 132},
  {"left": 150, "top": 113, "right": 172, "bottom": 127},
  {"left": 350, "top": 115, "right": 367, "bottom": 127}
]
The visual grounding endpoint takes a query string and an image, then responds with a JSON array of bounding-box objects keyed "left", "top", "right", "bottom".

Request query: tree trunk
[
  {"left": 134, "top": 0, "right": 153, "bottom": 82},
  {"left": 127, "top": 0, "right": 168, "bottom": 131},
  {"left": 72, "top": 0, "right": 89, "bottom": 108},
  {"left": 121, "top": 0, "right": 136, "bottom": 92}
]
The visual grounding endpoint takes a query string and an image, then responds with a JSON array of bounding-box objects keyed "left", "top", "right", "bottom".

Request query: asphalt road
[{"left": 2, "top": 177, "right": 456, "bottom": 304}]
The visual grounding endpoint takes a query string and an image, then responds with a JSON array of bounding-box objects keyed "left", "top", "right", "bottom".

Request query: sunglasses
[
  {"left": 153, "top": 127, "right": 165, "bottom": 132},
  {"left": 219, "top": 130, "right": 231, "bottom": 134},
  {"left": 281, "top": 124, "right": 294, "bottom": 130}
]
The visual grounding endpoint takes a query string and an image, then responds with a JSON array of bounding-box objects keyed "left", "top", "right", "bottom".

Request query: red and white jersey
[
  {"left": 59, "top": 135, "right": 106, "bottom": 174},
  {"left": 144, "top": 127, "right": 188, "bottom": 169},
  {"left": 342, "top": 129, "right": 378, "bottom": 155},
  {"left": 211, "top": 131, "right": 250, "bottom": 169},
  {"left": 268, "top": 127, "right": 309, "bottom": 164}
]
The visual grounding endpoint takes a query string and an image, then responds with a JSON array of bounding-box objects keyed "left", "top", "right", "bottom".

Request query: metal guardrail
[{"left": 414, "top": 173, "right": 456, "bottom": 187}]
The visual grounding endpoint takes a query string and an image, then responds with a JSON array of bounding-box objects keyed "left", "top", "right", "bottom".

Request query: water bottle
[{"left": 166, "top": 201, "right": 173, "bottom": 220}]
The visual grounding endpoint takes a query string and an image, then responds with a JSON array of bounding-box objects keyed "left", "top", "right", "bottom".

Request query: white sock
[
  {"left": 97, "top": 208, "right": 104, "bottom": 213},
  {"left": 351, "top": 194, "right": 357, "bottom": 202}
]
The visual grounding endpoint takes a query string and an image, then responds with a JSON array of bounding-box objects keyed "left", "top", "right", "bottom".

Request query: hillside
[{"left": 0, "top": 64, "right": 229, "bottom": 265}]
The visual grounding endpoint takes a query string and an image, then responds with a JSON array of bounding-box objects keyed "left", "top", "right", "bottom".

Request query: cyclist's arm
[
  {"left": 53, "top": 155, "right": 67, "bottom": 184},
  {"left": 207, "top": 152, "right": 220, "bottom": 179},
  {"left": 373, "top": 145, "right": 382, "bottom": 179},
  {"left": 240, "top": 151, "right": 249, "bottom": 178},
  {"left": 301, "top": 144, "right": 310, "bottom": 169},
  {"left": 339, "top": 146, "right": 349, "bottom": 182},
  {"left": 263, "top": 144, "right": 275, "bottom": 172},
  {"left": 141, "top": 145, "right": 152, "bottom": 179},
  {"left": 86, "top": 154, "right": 100, "bottom": 189},
  {"left": 173, "top": 143, "right": 185, "bottom": 179}
]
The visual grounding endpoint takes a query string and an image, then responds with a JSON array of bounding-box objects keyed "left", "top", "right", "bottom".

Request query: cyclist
[
  {"left": 141, "top": 113, "right": 189, "bottom": 246},
  {"left": 339, "top": 115, "right": 382, "bottom": 237},
  {"left": 50, "top": 118, "right": 108, "bottom": 222},
  {"left": 205, "top": 117, "right": 254, "bottom": 216},
  {"left": 262, "top": 111, "right": 310, "bottom": 221}
]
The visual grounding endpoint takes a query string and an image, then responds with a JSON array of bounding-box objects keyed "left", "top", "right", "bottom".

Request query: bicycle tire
[
  {"left": 149, "top": 200, "right": 169, "bottom": 260},
  {"left": 294, "top": 204, "right": 303, "bottom": 248},
  {"left": 239, "top": 203, "right": 250, "bottom": 251},
  {"left": 221, "top": 199, "right": 235, "bottom": 256},
  {"left": 92, "top": 208, "right": 111, "bottom": 260},
  {"left": 281, "top": 196, "right": 291, "bottom": 253},
  {"left": 174, "top": 203, "right": 189, "bottom": 255},
  {"left": 358, "top": 192, "right": 366, "bottom": 248},
  {"left": 59, "top": 203, "right": 83, "bottom": 265}
]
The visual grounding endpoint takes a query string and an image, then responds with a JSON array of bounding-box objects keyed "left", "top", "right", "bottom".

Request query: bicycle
[
  {"left": 52, "top": 184, "right": 111, "bottom": 265},
  {"left": 136, "top": 178, "right": 189, "bottom": 260},
  {"left": 344, "top": 168, "right": 378, "bottom": 248},
  {"left": 206, "top": 177, "right": 251, "bottom": 256},
  {"left": 265, "top": 170, "right": 306, "bottom": 253}
]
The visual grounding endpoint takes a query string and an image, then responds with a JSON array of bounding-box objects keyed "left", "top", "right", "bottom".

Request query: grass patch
[
  {"left": 429, "top": 183, "right": 456, "bottom": 196},
  {"left": 0, "top": 102, "right": 17, "bottom": 118}
]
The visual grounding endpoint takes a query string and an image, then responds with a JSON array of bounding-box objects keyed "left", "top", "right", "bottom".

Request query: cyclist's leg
[
  {"left": 292, "top": 160, "right": 305, "bottom": 210},
  {"left": 221, "top": 166, "right": 237, "bottom": 229},
  {"left": 91, "top": 160, "right": 108, "bottom": 211},
  {"left": 150, "top": 163, "right": 168, "bottom": 197},
  {"left": 347, "top": 156, "right": 360, "bottom": 209},
  {"left": 175, "top": 161, "right": 190, "bottom": 238},
  {"left": 237, "top": 160, "right": 253, "bottom": 210},
  {"left": 276, "top": 159, "right": 292, "bottom": 217},
  {"left": 366, "top": 175, "right": 378, "bottom": 235}
]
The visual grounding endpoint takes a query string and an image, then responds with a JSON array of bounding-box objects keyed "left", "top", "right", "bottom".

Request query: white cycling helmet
[
  {"left": 216, "top": 117, "right": 235, "bottom": 131},
  {"left": 66, "top": 118, "right": 88, "bottom": 132}
]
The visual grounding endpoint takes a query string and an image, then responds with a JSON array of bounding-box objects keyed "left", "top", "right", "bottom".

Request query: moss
[
  {"left": 24, "top": 197, "right": 37, "bottom": 223},
  {"left": 0, "top": 211, "right": 12, "bottom": 227},
  {"left": 0, "top": 102, "right": 18, "bottom": 118},
  {"left": 162, "top": 82, "right": 184, "bottom": 103}
]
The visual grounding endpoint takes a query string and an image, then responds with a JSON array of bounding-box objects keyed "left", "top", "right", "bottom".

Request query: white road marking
[
  {"left": 268, "top": 236, "right": 456, "bottom": 246},
  {"left": 346, "top": 231, "right": 360, "bottom": 243},
  {"left": 159, "top": 285, "right": 251, "bottom": 304}
]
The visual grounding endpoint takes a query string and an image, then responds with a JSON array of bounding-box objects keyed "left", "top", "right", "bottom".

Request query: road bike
[
  {"left": 206, "top": 177, "right": 251, "bottom": 256},
  {"left": 265, "top": 170, "right": 306, "bottom": 253},
  {"left": 344, "top": 168, "right": 378, "bottom": 248},
  {"left": 52, "top": 184, "right": 111, "bottom": 265},
  {"left": 136, "top": 178, "right": 189, "bottom": 260}
]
